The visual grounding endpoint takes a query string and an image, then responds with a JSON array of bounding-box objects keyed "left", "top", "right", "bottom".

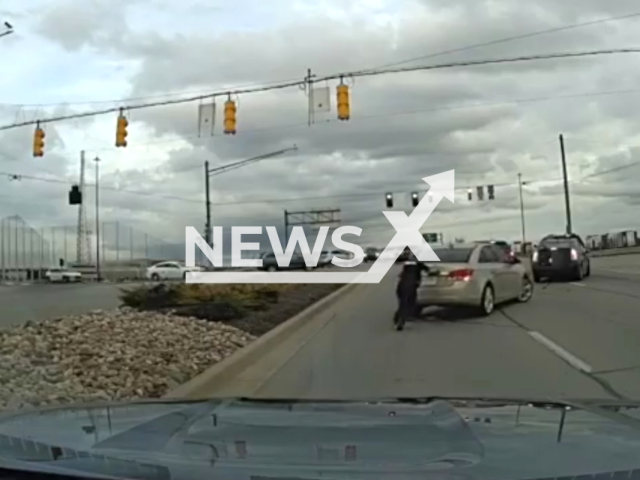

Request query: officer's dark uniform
[{"left": 396, "top": 260, "right": 429, "bottom": 320}]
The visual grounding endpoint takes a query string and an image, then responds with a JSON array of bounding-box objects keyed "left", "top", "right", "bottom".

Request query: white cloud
[{"left": 1, "top": 0, "right": 640, "bottom": 256}]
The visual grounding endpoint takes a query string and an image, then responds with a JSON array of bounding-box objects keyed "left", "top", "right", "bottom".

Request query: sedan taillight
[
  {"left": 449, "top": 268, "right": 474, "bottom": 282},
  {"left": 532, "top": 251, "right": 539, "bottom": 262},
  {"left": 570, "top": 248, "right": 578, "bottom": 261}
]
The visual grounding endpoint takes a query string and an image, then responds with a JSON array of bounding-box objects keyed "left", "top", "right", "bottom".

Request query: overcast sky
[{"left": 1, "top": 0, "right": 640, "bottom": 261}]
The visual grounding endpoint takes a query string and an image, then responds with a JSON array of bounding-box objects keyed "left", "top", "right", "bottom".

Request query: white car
[
  {"left": 45, "top": 268, "right": 82, "bottom": 283},
  {"left": 318, "top": 250, "right": 355, "bottom": 267},
  {"left": 145, "top": 262, "right": 203, "bottom": 281}
]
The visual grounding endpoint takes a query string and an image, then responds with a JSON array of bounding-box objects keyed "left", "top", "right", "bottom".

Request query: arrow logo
[{"left": 187, "top": 170, "right": 455, "bottom": 284}]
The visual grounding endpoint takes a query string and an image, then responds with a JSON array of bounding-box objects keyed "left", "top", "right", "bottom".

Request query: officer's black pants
[{"left": 396, "top": 287, "right": 417, "bottom": 319}]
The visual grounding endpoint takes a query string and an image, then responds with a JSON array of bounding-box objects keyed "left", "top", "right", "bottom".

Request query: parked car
[
  {"left": 260, "top": 252, "right": 312, "bottom": 271},
  {"left": 145, "top": 262, "right": 203, "bottom": 281},
  {"left": 317, "top": 250, "right": 355, "bottom": 267},
  {"left": 416, "top": 242, "right": 533, "bottom": 316},
  {"left": 44, "top": 267, "right": 82, "bottom": 283},
  {"left": 532, "top": 234, "right": 590, "bottom": 282}
]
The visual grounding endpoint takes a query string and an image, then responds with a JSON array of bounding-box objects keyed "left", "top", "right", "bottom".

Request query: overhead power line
[
  {"left": 358, "top": 11, "right": 640, "bottom": 72},
  {"left": 4, "top": 10, "right": 639, "bottom": 109},
  {"left": 2, "top": 156, "right": 638, "bottom": 209},
  {"left": 2, "top": 48, "right": 640, "bottom": 132}
]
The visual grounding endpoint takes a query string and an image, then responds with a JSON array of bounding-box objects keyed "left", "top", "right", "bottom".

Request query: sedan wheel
[
  {"left": 518, "top": 277, "right": 533, "bottom": 303},
  {"left": 480, "top": 285, "right": 495, "bottom": 316}
]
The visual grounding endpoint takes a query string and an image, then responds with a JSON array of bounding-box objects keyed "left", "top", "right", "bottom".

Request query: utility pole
[
  {"left": 77, "top": 150, "right": 91, "bottom": 265},
  {"left": 204, "top": 160, "right": 211, "bottom": 246},
  {"left": 518, "top": 173, "right": 527, "bottom": 251},
  {"left": 284, "top": 210, "right": 289, "bottom": 245},
  {"left": 94, "top": 156, "right": 101, "bottom": 281},
  {"left": 559, "top": 134, "right": 572, "bottom": 235}
]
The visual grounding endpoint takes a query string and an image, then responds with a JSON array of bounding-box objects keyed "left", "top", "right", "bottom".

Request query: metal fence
[{"left": 0, "top": 216, "right": 179, "bottom": 282}]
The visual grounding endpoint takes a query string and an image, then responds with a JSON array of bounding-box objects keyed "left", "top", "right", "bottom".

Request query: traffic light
[
  {"left": 476, "top": 186, "right": 484, "bottom": 201},
  {"left": 467, "top": 188, "right": 472, "bottom": 201},
  {"left": 69, "top": 185, "right": 82, "bottom": 205},
  {"left": 337, "top": 84, "right": 350, "bottom": 121},
  {"left": 488, "top": 185, "right": 495, "bottom": 200},
  {"left": 385, "top": 193, "right": 393, "bottom": 208},
  {"left": 224, "top": 98, "right": 237, "bottom": 135},
  {"left": 33, "top": 123, "right": 45, "bottom": 157},
  {"left": 115, "top": 109, "right": 128, "bottom": 147},
  {"left": 411, "top": 192, "right": 419, "bottom": 207}
]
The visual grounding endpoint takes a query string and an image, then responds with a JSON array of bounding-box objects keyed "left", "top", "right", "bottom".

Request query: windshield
[{"left": 3, "top": 2, "right": 640, "bottom": 475}]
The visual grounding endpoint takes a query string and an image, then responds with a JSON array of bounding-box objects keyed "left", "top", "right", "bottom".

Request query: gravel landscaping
[{"left": 0, "top": 284, "right": 341, "bottom": 410}]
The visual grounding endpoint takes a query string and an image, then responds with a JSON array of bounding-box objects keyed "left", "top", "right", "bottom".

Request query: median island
[{"left": 0, "top": 283, "right": 341, "bottom": 410}]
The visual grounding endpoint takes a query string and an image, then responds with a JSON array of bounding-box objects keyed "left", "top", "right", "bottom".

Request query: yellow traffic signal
[
  {"left": 115, "top": 110, "right": 128, "bottom": 147},
  {"left": 33, "top": 124, "right": 45, "bottom": 157},
  {"left": 224, "top": 99, "right": 237, "bottom": 135},
  {"left": 337, "top": 84, "right": 350, "bottom": 121}
]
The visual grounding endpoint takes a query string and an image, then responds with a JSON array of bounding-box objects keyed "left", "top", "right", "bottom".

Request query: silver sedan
[{"left": 416, "top": 243, "right": 533, "bottom": 316}]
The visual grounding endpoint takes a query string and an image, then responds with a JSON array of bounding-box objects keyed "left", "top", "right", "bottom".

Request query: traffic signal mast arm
[{"left": 4, "top": 48, "right": 636, "bottom": 133}]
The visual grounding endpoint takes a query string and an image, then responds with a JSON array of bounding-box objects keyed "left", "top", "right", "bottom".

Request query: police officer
[{"left": 395, "top": 251, "right": 429, "bottom": 330}]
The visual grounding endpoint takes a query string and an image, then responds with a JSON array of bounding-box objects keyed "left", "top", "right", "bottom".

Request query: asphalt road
[
  {"left": 3, "top": 255, "right": 640, "bottom": 403},
  {"left": 210, "top": 254, "right": 640, "bottom": 401},
  {"left": 0, "top": 282, "right": 140, "bottom": 328}
]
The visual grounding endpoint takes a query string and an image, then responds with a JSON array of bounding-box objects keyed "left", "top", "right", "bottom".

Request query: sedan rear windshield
[{"left": 431, "top": 248, "right": 473, "bottom": 263}]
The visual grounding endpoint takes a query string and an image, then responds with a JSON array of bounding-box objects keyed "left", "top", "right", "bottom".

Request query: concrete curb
[{"left": 164, "top": 282, "right": 360, "bottom": 399}]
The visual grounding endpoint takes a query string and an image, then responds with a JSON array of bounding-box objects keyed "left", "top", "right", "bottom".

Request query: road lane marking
[
  {"left": 528, "top": 331, "right": 593, "bottom": 373},
  {"left": 570, "top": 282, "right": 586, "bottom": 287}
]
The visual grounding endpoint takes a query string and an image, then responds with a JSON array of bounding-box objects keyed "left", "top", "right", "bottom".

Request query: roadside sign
[{"left": 422, "top": 232, "right": 439, "bottom": 243}]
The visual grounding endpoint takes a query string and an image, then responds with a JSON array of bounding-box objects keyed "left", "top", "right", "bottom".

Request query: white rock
[{"left": 0, "top": 308, "right": 255, "bottom": 409}]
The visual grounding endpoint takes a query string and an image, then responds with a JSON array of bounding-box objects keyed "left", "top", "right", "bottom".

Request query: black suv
[{"left": 532, "top": 234, "right": 590, "bottom": 282}]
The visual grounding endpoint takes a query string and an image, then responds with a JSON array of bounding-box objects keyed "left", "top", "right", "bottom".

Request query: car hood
[{"left": 1, "top": 398, "right": 640, "bottom": 480}]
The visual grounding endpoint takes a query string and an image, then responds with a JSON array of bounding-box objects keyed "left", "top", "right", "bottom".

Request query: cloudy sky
[{"left": 1, "top": 0, "right": 640, "bottom": 262}]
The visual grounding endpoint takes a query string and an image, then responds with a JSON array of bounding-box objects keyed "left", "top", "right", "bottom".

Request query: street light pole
[
  {"left": 203, "top": 145, "right": 298, "bottom": 249},
  {"left": 518, "top": 173, "right": 527, "bottom": 252},
  {"left": 94, "top": 156, "right": 101, "bottom": 281}
]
